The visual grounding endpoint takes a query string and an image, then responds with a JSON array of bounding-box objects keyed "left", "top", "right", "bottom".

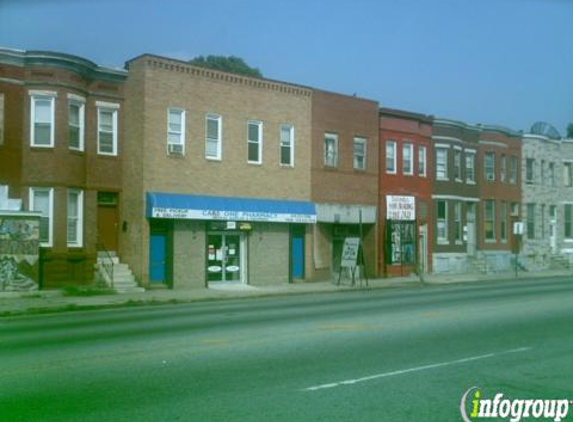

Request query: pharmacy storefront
[{"left": 146, "top": 192, "right": 316, "bottom": 288}]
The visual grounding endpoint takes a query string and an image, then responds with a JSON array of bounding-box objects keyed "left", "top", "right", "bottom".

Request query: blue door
[
  {"left": 291, "top": 231, "right": 305, "bottom": 280},
  {"left": 150, "top": 233, "right": 166, "bottom": 283}
]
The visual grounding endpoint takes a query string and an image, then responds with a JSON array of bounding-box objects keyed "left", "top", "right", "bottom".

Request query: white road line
[{"left": 305, "top": 347, "right": 531, "bottom": 391}]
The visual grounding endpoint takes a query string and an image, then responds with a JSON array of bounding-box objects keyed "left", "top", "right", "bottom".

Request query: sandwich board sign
[{"left": 341, "top": 237, "right": 360, "bottom": 268}]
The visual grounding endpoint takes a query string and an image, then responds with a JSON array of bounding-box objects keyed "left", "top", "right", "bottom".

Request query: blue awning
[{"left": 146, "top": 192, "right": 316, "bottom": 224}]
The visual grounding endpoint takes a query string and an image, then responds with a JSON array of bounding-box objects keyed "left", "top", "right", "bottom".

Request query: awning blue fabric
[{"left": 146, "top": 192, "right": 316, "bottom": 224}]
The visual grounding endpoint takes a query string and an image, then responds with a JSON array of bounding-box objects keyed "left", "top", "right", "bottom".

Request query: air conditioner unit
[{"left": 167, "top": 143, "right": 184, "bottom": 155}]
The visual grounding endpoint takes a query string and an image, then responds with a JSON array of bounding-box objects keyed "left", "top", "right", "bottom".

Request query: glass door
[
  {"left": 207, "top": 234, "right": 224, "bottom": 282},
  {"left": 207, "top": 232, "right": 243, "bottom": 282},
  {"left": 223, "top": 234, "right": 241, "bottom": 282}
]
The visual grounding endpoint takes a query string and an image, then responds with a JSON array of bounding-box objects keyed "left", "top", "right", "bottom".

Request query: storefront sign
[
  {"left": 152, "top": 207, "right": 316, "bottom": 223},
  {"left": 386, "top": 196, "right": 416, "bottom": 221}
]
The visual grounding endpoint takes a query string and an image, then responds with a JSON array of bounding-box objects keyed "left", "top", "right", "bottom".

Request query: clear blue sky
[{"left": 1, "top": 0, "right": 571, "bottom": 134}]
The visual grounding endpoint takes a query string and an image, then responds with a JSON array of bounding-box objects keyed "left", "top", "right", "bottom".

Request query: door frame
[
  {"left": 289, "top": 225, "right": 306, "bottom": 282},
  {"left": 206, "top": 231, "right": 247, "bottom": 284}
]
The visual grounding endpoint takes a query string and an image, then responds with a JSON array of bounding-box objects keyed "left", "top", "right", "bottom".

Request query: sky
[{"left": 1, "top": 0, "right": 571, "bottom": 134}]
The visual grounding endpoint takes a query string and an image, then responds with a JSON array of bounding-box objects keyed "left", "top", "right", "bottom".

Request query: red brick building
[
  {"left": 0, "top": 48, "right": 126, "bottom": 287},
  {"left": 379, "top": 108, "right": 433, "bottom": 276}
]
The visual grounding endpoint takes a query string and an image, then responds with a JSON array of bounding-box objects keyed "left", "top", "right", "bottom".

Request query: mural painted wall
[{"left": 0, "top": 212, "right": 40, "bottom": 291}]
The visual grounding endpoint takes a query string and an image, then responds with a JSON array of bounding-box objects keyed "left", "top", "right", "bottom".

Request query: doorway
[
  {"left": 466, "top": 203, "right": 477, "bottom": 256},
  {"left": 290, "top": 225, "right": 305, "bottom": 281},
  {"left": 418, "top": 224, "right": 428, "bottom": 273},
  {"left": 97, "top": 192, "right": 118, "bottom": 252},
  {"left": 207, "top": 232, "right": 245, "bottom": 283}
]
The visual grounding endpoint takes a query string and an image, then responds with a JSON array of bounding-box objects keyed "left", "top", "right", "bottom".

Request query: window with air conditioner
[{"left": 167, "top": 108, "right": 185, "bottom": 156}]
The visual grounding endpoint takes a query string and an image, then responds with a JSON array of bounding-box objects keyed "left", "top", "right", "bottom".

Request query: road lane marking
[{"left": 304, "top": 347, "right": 531, "bottom": 391}]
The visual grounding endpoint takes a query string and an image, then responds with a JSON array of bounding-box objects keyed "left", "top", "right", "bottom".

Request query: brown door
[{"left": 97, "top": 192, "right": 118, "bottom": 252}]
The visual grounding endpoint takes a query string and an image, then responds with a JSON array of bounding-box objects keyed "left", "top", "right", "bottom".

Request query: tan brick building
[{"left": 122, "top": 54, "right": 315, "bottom": 288}]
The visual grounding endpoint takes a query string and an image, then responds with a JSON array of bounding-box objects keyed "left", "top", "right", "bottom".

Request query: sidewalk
[{"left": 0, "top": 269, "right": 571, "bottom": 317}]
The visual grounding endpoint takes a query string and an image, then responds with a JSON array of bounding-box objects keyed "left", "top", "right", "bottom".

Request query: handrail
[{"left": 97, "top": 243, "right": 114, "bottom": 289}]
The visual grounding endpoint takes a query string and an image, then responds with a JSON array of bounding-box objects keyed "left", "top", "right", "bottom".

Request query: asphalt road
[{"left": 1, "top": 277, "right": 573, "bottom": 422}]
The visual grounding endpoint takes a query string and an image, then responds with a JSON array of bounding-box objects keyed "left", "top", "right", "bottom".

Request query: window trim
[
  {"left": 402, "top": 142, "right": 414, "bottom": 175},
  {"left": 280, "top": 124, "right": 295, "bottom": 167},
  {"left": 418, "top": 146, "right": 427, "bottom": 177},
  {"left": 454, "top": 202, "right": 462, "bottom": 244},
  {"left": 68, "top": 95, "right": 85, "bottom": 151},
  {"left": 484, "top": 152, "right": 495, "bottom": 182},
  {"left": 565, "top": 204, "right": 573, "bottom": 239},
  {"left": 205, "top": 113, "right": 222, "bottom": 161},
  {"left": 30, "top": 92, "right": 56, "bottom": 148},
  {"left": 97, "top": 106, "right": 119, "bottom": 156},
  {"left": 526, "top": 203, "right": 536, "bottom": 240},
  {"left": 386, "top": 140, "right": 397, "bottom": 174},
  {"left": 500, "top": 154, "right": 506, "bottom": 183},
  {"left": 484, "top": 199, "right": 496, "bottom": 242},
  {"left": 247, "top": 120, "right": 263, "bottom": 164},
  {"left": 167, "top": 107, "right": 186, "bottom": 152},
  {"left": 352, "top": 136, "right": 367, "bottom": 171},
  {"left": 465, "top": 151, "right": 476, "bottom": 184},
  {"left": 509, "top": 155, "right": 518, "bottom": 185},
  {"left": 29, "top": 187, "right": 54, "bottom": 247},
  {"left": 526, "top": 158, "right": 535, "bottom": 184},
  {"left": 67, "top": 189, "right": 83, "bottom": 248},
  {"left": 324, "top": 132, "right": 339, "bottom": 168},
  {"left": 436, "top": 147, "right": 449, "bottom": 181},
  {"left": 437, "top": 200, "right": 449, "bottom": 245}
]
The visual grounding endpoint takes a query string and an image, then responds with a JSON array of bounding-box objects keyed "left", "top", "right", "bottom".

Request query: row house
[
  {"left": 0, "top": 47, "right": 126, "bottom": 287},
  {"left": 378, "top": 108, "right": 433, "bottom": 276}
]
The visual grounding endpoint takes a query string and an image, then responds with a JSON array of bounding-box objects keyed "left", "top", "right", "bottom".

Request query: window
[
  {"left": 206, "top": 114, "right": 222, "bottom": 160},
  {"left": 526, "top": 203, "right": 536, "bottom": 239},
  {"left": 324, "top": 133, "right": 338, "bottom": 167},
  {"left": 386, "top": 140, "right": 397, "bottom": 174},
  {"left": 403, "top": 143, "right": 413, "bottom": 175},
  {"left": 484, "top": 152, "right": 495, "bottom": 181},
  {"left": 68, "top": 98, "right": 85, "bottom": 151},
  {"left": 565, "top": 204, "right": 573, "bottom": 239},
  {"left": 353, "top": 137, "right": 366, "bottom": 170},
  {"left": 97, "top": 105, "right": 118, "bottom": 155},
  {"left": 500, "top": 201, "right": 507, "bottom": 243},
  {"left": 548, "top": 163, "right": 555, "bottom": 187},
  {"left": 418, "top": 146, "right": 427, "bottom": 177},
  {"left": 454, "top": 202, "right": 462, "bottom": 243},
  {"left": 549, "top": 205, "right": 557, "bottom": 220},
  {"left": 279, "top": 124, "right": 295, "bottom": 166},
  {"left": 484, "top": 200, "right": 496, "bottom": 241},
  {"left": 67, "top": 189, "right": 83, "bottom": 247},
  {"left": 167, "top": 108, "right": 185, "bottom": 155},
  {"left": 465, "top": 152, "right": 476, "bottom": 183},
  {"left": 564, "top": 162, "right": 573, "bottom": 187},
  {"left": 541, "top": 160, "right": 546, "bottom": 185},
  {"left": 540, "top": 204, "right": 546, "bottom": 239},
  {"left": 526, "top": 158, "right": 535, "bottom": 184},
  {"left": 437, "top": 200, "right": 448, "bottom": 244},
  {"left": 30, "top": 93, "right": 56, "bottom": 147},
  {"left": 436, "top": 147, "right": 449, "bottom": 180},
  {"left": 511, "top": 202, "right": 519, "bottom": 217},
  {"left": 30, "top": 187, "right": 53, "bottom": 247},
  {"left": 500, "top": 155, "right": 506, "bottom": 183},
  {"left": 509, "top": 156, "right": 518, "bottom": 185},
  {"left": 452, "top": 149, "right": 461, "bottom": 181},
  {"left": 248, "top": 120, "right": 263, "bottom": 164}
]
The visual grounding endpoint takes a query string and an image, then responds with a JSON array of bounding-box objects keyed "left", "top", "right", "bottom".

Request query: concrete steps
[{"left": 95, "top": 252, "right": 144, "bottom": 293}]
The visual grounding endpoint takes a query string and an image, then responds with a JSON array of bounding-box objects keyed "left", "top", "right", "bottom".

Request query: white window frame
[
  {"left": 418, "top": 146, "right": 427, "bottom": 177},
  {"left": 205, "top": 113, "right": 222, "bottom": 161},
  {"left": 509, "top": 155, "right": 518, "bottom": 185},
  {"left": 526, "top": 158, "right": 535, "bottom": 184},
  {"left": 453, "top": 148, "right": 462, "bottom": 182},
  {"left": 280, "top": 124, "right": 295, "bottom": 167},
  {"left": 500, "top": 154, "right": 506, "bottom": 183},
  {"left": 437, "top": 200, "right": 448, "bottom": 245},
  {"left": 436, "top": 147, "right": 449, "bottom": 180},
  {"left": 563, "top": 162, "right": 573, "bottom": 187},
  {"left": 248, "top": 120, "right": 263, "bottom": 164},
  {"left": 67, "top": 189, "right": 83, "bottom": 247},
  {"left": 386, "top": 140, "right": 397, "bottom": 174},
  {"left": 484, "top": 152, "right": 495, "bottom": 181},
  {"left": 97, "top": 103, "right": 119, "bottom": 156},
  {"left": 465, "top": 152, "right": 476, "bottom": 184},
  {"left": 29, "top": 187, "right": 54, "bottom": 247},
  {"left": 68, "top": 94, "right": 85, "bottom": 151},
  {"left": 353, "top": 137, "right": 367, "bottom": 170},
  {"left": 402, "top": 142, "right": 414, "bottom": 175},
  {"left": 324, "top": 132, "right": 338, "bottom": 168},
  {"left": 30, "top": 91, "right": 57, "bottom": 148},
  {"left": 167, "top": 107, "right": 185, "bottom": 153}
]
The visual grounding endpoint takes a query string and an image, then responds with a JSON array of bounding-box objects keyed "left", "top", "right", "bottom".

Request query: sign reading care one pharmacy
[
  {"left": 386, "top": 195, "right": 416, "bottom": 221},
  {"left": 151, "top": 207, "right": 315, "bottom": 223}
]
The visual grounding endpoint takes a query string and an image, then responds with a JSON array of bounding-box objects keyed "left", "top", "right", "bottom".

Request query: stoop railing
[{"left": 97, "top": 243, "right": 114, "bottom": 290}]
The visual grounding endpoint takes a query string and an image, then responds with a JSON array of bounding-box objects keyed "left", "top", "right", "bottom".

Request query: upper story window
[
  {"left": 97, "top": 102, "right": 119, "bottom": 156},
  {"left": 564, "top": 162, "right": 573, "bottom": 187},
  {"left": 353, "top": 137, "right": 367, "bottom": 170},
  {"left": 386, "top": 140, "right": 397, "bottom": 174},
  {"left": 548, "top": 162, "right": 555, "bottom": 187},
  {"left": 565, "top": 204, "right": 573, "bottom": 239},
  {"left": 540, "top": 160, "right": 546, "bottom": 185},
  {"left": 500, "top": 154, "right": 506, "bottom": 183},
  {"left": 29, "top": 187, "right": 53, "bottom": 247},
  {"left": 324, "top": 133, "right": 338, "bottom": 168},
  {"left": 484, "top": 152, "right": 495, "bottom": 181},
  {"left": 30, "top": 91, "right": 56, "bottom": 148},
  {"left": 68, "top": 95, "right": 85, "bottom": 151},
  {"left": 206, "top": 114, "right": 222, "bottom": 160},
  {"left": 67, "top": 189, "right": 83, "bottom": 247},
  {"left": 453, "top": 149, "right": 462, "bottom": 181},
  {"left": 248, "top": 120, "right": 263, "bottom": 164},
  {"left": 526, "top": 158, "right": 535, "bottom": 184},
  {"left": 509, "top": 156, "right": 518, "bottom": 185},
  {"left": 167, "top": 108, "right": 185, "bottom": 155},
  {"left": 418, "top": 146, "right": 427, "bottom": 177},
  {"left": 465, "top": 151, "right": 476, "bottom": 183},
  {"left": 280, "top": 125, "right": 295, "bottom": 167},
  {"left": 436, "top": 147, "right": 449, "bottom": 180},
  {"left": 402, "top": 143, "right": 413, "bottom": 175}
]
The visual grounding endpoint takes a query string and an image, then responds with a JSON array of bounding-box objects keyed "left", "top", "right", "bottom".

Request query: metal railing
[{"left": 97, "top": 243, "right": 114, "bottom": 289}]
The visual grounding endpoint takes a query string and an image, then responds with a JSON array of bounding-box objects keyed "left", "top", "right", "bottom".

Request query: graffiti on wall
[{"left": 0, "top": 214, "right": 40, "bottom": 292}]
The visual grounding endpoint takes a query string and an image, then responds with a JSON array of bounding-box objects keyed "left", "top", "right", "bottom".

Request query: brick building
[
  {"left": 310, "top": 90, "right": 379, "bottom": 280},
  {"left": 0, "top": 48, "right": 126, "bottom": 287},
  {"left": 122, "top": 54, "right": 315, "bottom": 288},
  {"left": 379, "top": 108, "right": 433, "bottom": 276}
]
